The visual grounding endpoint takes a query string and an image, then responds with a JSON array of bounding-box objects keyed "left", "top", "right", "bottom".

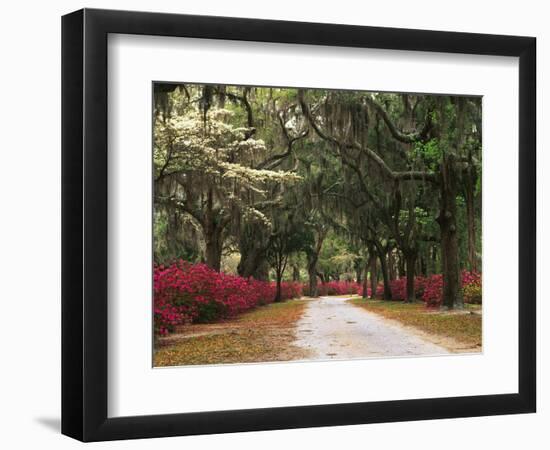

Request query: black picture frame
[{"left": 62, "top": 8, "right": 536, "bottom": 442}]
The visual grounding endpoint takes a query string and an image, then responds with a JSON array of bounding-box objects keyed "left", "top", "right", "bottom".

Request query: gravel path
[{"left": 294, "top": 296, "right": 449, "bottom": 360}]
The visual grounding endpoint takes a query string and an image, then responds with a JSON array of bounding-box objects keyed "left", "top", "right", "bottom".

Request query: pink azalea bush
[
  {"left": 388, "top": 278, "right": 407, "bottom": 300},
  {"left": 301, "top": 272, "right": 481, "bottom": 308},
  {"left": 421, "top": 274, "right": 444, "bottom": 307},
  {"left": 154, "top": 261, "right": 302, "bottom": 336},
  {"left": 366, "top": 271, "right": 482, "bottom": 307},
  {"left": 421, "top": 271, "right": 482, "bottom": 308},
  {"left": 372, "top": 277, "right": 427, "bottom": 301},
  {"left": 302, "top": 280, "right": 362, "bottom": 297},
  {"left": 279, "top": 281, "right": 303, "bottom": 301},
  {"left": 375, "top": 283, "right": 386, "bottom": 298}
]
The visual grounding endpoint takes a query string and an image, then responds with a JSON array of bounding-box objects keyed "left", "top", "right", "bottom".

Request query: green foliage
[
  {"left": 153, "top": 83, "right": 482, "bottom": 305},
  {"left": 316, "top": 233, "right": 358, "bottom": 280},
  {"left": 153, "top": 210, "right": 200, "bottom": 264},
  {"left": 413, "top": 139, "right": 441, "bottom": 170}
]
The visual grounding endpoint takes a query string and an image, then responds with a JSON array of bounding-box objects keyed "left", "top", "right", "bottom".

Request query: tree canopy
[{"left": 153, "top": 83, "right": 482, "bottom": 309}]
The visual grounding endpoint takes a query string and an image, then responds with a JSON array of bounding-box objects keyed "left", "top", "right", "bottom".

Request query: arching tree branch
[
  {"left": 256, "top": 109, "right": 309, "bottom": 170},
  {"left": 298, "top": 90, "right": 437, "bottom": 184},
  {"left": 365, "top": 96, "right": 432, "bottom": 144}
]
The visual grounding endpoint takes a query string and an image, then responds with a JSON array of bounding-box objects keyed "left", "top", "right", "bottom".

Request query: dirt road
[{"left": 294, "top": 296, "right": 449, "bottom": 360}]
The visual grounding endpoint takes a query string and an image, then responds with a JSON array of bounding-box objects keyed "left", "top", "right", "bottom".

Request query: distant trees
[
  {"left": 266, "top": 212, "right": 307, "bottom": 302},
  {"left": 297, "top": 90, "right": 481, "bottom": 309},
  {"left": 154, "top": 84, "right": 481, "bottom": 308}
]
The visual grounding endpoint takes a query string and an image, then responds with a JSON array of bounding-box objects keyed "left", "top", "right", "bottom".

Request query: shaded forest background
[{"left": 153, "top": 83, "right": 481, "bottom": 309}]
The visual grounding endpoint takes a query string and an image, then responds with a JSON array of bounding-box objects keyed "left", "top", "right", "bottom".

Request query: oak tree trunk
[
  {"left": 307, "top": 231, "right": 325, "bottom": 298},
  {"left": 438, "top": 156, "right": 464, "bottom": 309},
  {"left": 238, "top": 249, "right": 269, "bottom": 280},
  {"left": 275, "top": 276, "right": 282, "bottom": 302},
  {"left": 308, "top": 261, "right": 318, "bottom": 297},
  {"left": 369, "top": 253, "right": 378, "bottom": 299},
  {"left": 362, "top": 261, "right": 369, "bottom": 299},
  {"left": 397, "top": 253, "right": 405, "bottom": 279},
  {"left": 237, "top": 223, "right": 270, "bottom": 280},
  {"left": 203, "top": 188, "right": 224, "bottom": 272},
  {"left": 377, "top": 249, "right": 392, "bottom": 300},
  {"left": 204, "top": 226, "right": 223, "bottom": 272},
  {"left": 388, "top": 250, "right": 396, "bottom": 281},
  {"left": 465, "top": 168, "right": 478, "bottom": 272},
  {"left": 404, "top": 251, "right": 417, "bottom": 302}
]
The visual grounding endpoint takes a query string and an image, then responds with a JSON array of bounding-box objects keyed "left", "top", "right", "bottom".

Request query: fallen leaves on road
[
  {"left": 348, "top": 299, "right": 482, "bottom": 351},
  {"left": 154, "top": 299, "right": 311, "bottom": 367}
]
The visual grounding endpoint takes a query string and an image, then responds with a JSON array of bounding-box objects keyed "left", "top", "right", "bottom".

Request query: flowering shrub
[
  {"left": 421, "top": 271, "right": 482, "bottom": 308},
  {"left": 279, "top": 281, "right": 303, "bottom": 300},
  {"left": 388, "top": 278, "right": 407, "bottom": 300},
  {"left": 154, "top": 261, "right": 302, "bottom": 336},
  {"left": 462, "top": 271, "right": 482, "bottom": 304},
  {"left": 302, "top": 280, "right": 362, "bottom": 297},
  {"left": 366, "top": 272, "right": 481, "bottom": 307},
  {"left": 300, "top": 274, "right": 479, "bottom": 304},
  {"left": 414, "top": 276, "right": 428, "bottom": 299},
  {"left": 371, "top": 277, "right": 428, "bottom": 301},
  {"left": 422, "top": 274, "right": 444, "bottom": 308}
]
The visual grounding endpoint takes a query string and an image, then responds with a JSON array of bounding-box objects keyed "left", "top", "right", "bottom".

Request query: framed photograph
[{"left": 62, "top": 8, "right": 536, "bottom": 442}]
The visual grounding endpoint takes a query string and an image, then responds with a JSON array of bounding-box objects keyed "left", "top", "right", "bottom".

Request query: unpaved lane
[{"left": 294, "top": 296, "right": 449, "bottom": 360}]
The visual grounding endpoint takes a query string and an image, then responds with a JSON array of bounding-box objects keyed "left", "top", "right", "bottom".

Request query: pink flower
[{"left": 153, "top": 262, "right": 302, "bottom": 336}]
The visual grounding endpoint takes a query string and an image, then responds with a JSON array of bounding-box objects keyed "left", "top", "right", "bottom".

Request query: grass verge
[
  {"left": 154, "top": 299, "right": 310, "bottom": 367},
  {"left": 348, "top": 299, "right": 482, "bottom": 352}
]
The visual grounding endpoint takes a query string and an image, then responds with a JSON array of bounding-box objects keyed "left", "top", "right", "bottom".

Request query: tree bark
[
  {"left": 238, "top": 248, "right": 269, "bottom": 280},
  {"left": 254, "top": 261, "right": 270, "bottom": 281},
  {"left": 362, "top": 261, "right": 369, "bottom": 299},
  {"left": 388, "top": 250, "right": 396, "bottom": 281},
  {"left": 203, "top": 187, "right": 224, "bottom": 272},
  {"left": 404, "top": 250, "right": 417, "bottom": 302},
  {"left": 237, "top": 223, "right": 270, "bottom": 280},
  {"left": 438, "top": 156, "right": 464, "bottom": 309},
  {"left": 306, "top": 255, "right": 318, "bottom": 297},
  {"left": 369, "top": 254, "right": 378, "bottom": 299},
  {"left": 306, "top": 229, "right": 326, "bottom": 298},
  {"left": 204, "top": 226, "right": 223, "bottom": 271},
  {"left": 377, "top": 248, "right": 392, "bottom": 300},
  {"left": 397, "top": 252, "right": 405, "bottom": 279},
  {"left": 465, "top": 167, "right": 478, "bottom": 272},
  {"left": 275, "top": 276, "right": 283, "bottom": 303},
  {"left": 273, "top": 248, "right": 287, "bottom": 302}
]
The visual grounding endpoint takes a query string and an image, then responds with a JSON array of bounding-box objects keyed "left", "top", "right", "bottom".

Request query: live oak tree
[
  {"left": 298, "top": 89, "right": 481, "bottom": 309},
  {"left": 234, "top": 89, "right": 309, "bottom": 280},
  {"left": 153, "top": 84, "right": 481, "bottom": 311}
]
